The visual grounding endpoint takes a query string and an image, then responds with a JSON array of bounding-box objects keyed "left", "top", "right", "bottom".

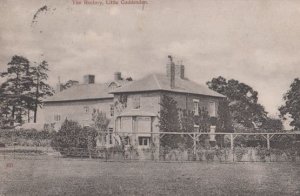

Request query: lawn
[{"left": 0, "top": 158, "right": 299, "bottom": 196}]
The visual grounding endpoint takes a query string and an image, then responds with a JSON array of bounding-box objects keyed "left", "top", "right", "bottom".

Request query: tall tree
[
  {"left": 207, "top": 76, "right": 267, "bottom": 128},
  {"left": 29, "top": 60, "right": 54, "bottom": 123},
  {"left": 279, "top": 78, "right": 300, "bottom": 130},
  {"left": 159, "top": 95, "right": 181, "bottom": 148},
  {"left": 0, "top": 55, "right": 31, "bottom": 125},
  {"left": 92, "top": 110, "right": 110, "bottom": 145}
]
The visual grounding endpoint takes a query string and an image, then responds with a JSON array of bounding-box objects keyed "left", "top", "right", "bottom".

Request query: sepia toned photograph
[{"left": 0, "top": 0, "right": 300, "bottom": 195}]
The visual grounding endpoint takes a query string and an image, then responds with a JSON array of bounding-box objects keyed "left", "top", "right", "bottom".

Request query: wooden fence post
[
  {"left": 230, "top": 134, "right": 234, "bottom": 151},
  {"left": 267, "top": 134, "right": 270, "bottom": 150},
  {"left": 193, "top": 133, "right": 197, "bottom": 155}
]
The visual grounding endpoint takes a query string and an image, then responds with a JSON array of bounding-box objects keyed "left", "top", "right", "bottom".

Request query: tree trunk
[
  {"left": 33, "top": 103, "right": 37, "bottom": 123},
  {"left": 11, "top": 106, "right": 15, "bottom": 126},
  {"left": 34, "top": 75, "right": 39, "bottom": 123}
]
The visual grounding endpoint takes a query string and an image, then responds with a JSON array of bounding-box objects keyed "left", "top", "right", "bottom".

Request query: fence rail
[
  {"left": 0, "top": 131, "right": 299, "bottom": 162},
  {"left": 0, "top": 145, "right": 299, "bottom": 162}
]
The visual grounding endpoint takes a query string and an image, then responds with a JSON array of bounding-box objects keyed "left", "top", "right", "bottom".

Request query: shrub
[
  {"left": 51, "top": 119, "right": 98, "bottom": 157},
  {"left": 256, "top": 147, "right": 268, "bottom": 161},
  {"left": 234, "top": 147, "right": 248, "bottom": 161}
]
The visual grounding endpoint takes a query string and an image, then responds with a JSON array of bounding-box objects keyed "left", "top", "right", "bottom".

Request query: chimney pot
[
  {"left": 114, "top": 72, "right": 122, "bottom": 81},
  {"left": 83, "top": 75, "right": 95, "bottom": 84}
]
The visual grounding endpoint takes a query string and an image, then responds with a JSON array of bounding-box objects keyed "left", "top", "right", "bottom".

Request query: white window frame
[
  {"left": 138, "top": 137, "right": 150, "bottom": 147},
  {"left": 193, "top": 99, "right": 199, "bottom": 116},
  {"left": 208, "top": 101, "right": 216, "bottom": 117}
]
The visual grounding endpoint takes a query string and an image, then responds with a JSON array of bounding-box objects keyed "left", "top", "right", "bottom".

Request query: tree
[
  {"left": 61, "top": 80, "right": 79, "bottom": 91},
  {"left": 279, "top": 78, "right": 300, "bottom": 130},
  {"left": 159, "top": 95, "right": 181, "bottom": 148},
  {"left": 0, "top": 55, "right": 31, "bottom": 125},
  {"left": 207, "top": 76, "right": 268, "bottom": 129},
  {"left": 29, "top": 60, "right": 53, "bottom": 123},
  {"left": 92, "top": 110, "right": 110, "bottom": 146}
]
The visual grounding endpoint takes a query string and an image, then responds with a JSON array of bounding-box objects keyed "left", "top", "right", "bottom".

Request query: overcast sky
[{"left": 1, "top": 0, "right": 300, "bottom": 117}]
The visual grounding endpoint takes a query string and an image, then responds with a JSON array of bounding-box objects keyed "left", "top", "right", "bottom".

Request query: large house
[
  {"left": 42, "top": 57, "right": 225, "bottom": 150},
  {"left": 43, "top": 72, "right": 130, "bottom": 131}
]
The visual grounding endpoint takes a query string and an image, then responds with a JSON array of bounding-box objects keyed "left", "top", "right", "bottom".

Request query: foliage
[
  {"left": 28, "top": 60, "right": 54, "bottom": 122},
  {"left": 234, "top": 146, "right": 248, "bottom": 161},
  {"left": 114, "top": 94, "right": 128, "bottom": 114},
  {"left": 0, "top": 55, "right": 31, "bottom": 125},
  {"left": 0, "top": 55, "right": 53, "bottom": 127},
  {"left": 255, "top": 146, "right": 269, "bottom": 161},
  {"left": 279, "top": 78, "right": 300, "bottom": 130},
  {"left": 159, "top": 95, "right": 181, "bottom": 148},
  {"left": 60, "top": 80, "right": 79, "bottom": 91},
  {"left": 260, "top": 117, "right": 283, "bottom": 132},
  {"left": 216, "top": 100, "right": 234, "bottom": 132},
  {"left": 0, "top": 128, "right": 54, "bottom": 146},
  {"left": 51, "top": 119, "right": 98, "bottom": 156},
  {"left": 92, "top": 110, "right": 110, "bottom": 145},
  {"left": 207, "top": 76, "right": 268, "bottom": 128}
]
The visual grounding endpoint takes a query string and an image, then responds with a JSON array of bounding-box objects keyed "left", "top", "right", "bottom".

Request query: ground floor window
[{"left": 138, "top": 137, "right": 150, "bottom": 146}]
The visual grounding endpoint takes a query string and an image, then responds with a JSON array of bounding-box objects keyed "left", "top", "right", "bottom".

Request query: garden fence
[{"left": 0, "top": 131, "right": 299, "bottom": 162}]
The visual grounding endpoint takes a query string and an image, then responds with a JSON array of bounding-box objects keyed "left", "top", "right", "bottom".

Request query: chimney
[
  {"left": 55, "top": 84, "right": 63, "bottom": 93},
  {"left": 177, "top": 64, "right": 185, "bottom": 79},
  {"left": 83, "top": 74, "right": 95, "bottom": 84},
  {"left": 114, "top": 72, "right": 122, "bottom": 81},
  {"left": 167, "top": 55, "right": 175, "bottom": 89},
  {"left": 55, "top": 76, "right": 63, "bottom": 93}
]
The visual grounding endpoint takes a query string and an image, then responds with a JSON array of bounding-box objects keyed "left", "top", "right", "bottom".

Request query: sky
[{"left": 1, "top": 0, "right": 300, "bottom": 117}]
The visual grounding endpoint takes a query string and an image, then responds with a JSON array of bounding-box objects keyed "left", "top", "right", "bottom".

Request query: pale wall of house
[
  {"left": 43, "top": 99, "right": 114, "bottom": 130},
  {"left": 164, "top": 92, "right": 220, "bottom": 115}
]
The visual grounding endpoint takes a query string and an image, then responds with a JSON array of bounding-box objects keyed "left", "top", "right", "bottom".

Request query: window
[
  {"left": 193, "top": 99, "right": 199, "bottom": 116},
  {"left": 54, "top": 114, "right": 61, "bottom": 122},
  {"left": 132, "top": 95, "right": 140, "bottom": 109},
  {"left": 84, "top": 106, "right": 89, "bottom": 113},
  {"left": 110, "top": 104, "right": 114, "bottom": 116},
  {"left": 138, "top": 137, "right": 150, "bottom": 146},
  {"left": 208, "top": 101, "right": 216, "bottom": 117},
  {"left": 137, "top": 117, "right": 151, "bottom": 133}
]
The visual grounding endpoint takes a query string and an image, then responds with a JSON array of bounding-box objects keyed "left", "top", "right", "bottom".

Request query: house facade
[
  {"left": 110, "top": 59, "right": 225, "bottom": 151},
  {"left": 42, "top": 58, "right": 225, "bottom": 152},
  {"left": 42, "top": 72, "right": 129, "bottom": 133}
]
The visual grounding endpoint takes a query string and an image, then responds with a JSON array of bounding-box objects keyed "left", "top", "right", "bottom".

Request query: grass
[{"left": 0, "top": 158, "right": 300, "bottom": 196}]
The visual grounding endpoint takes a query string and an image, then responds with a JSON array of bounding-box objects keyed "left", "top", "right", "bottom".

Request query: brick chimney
[
  {"left": 83, "top": 74, "right": 95, "bottom": 84},
  {"left": 114, "top": 72, "right": 122, "bottom": 81},
  {"left": 166, "top": 57, "right": 185, "bottom": 82},
  {"left": 167, "top": 55, "right": 175, "bottom": 89}
]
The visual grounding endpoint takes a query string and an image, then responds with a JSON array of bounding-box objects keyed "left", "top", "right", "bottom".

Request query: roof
[
  {"left": 45, "top": 81, "right": 130, "bottom": 102},
  {"left": 110, "top": 74, "right": 225, "bottom": 98}
]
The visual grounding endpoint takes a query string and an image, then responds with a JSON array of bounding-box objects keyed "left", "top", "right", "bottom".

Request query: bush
[
  {"left": 51, "top": 119, "right": 98, "bottom": 157},
  {"left": 0, "top": 128, "right": 54, "bottom": 146},
  {"left": 234, "top": 147, "right": 248, "bottom": 161}
]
